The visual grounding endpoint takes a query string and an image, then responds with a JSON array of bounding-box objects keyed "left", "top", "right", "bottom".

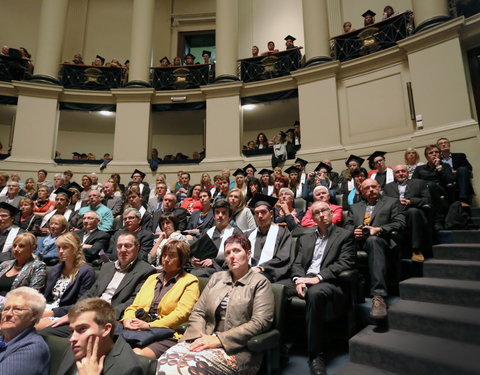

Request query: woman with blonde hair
[
  {"left": 33, "top": 186, "right": 55, "bottom": 218},
  {"left": 404, "top": 147, "right": 424, "bottom": 178},
  {"left": 227, "top": 188, "right": 256, "bottom": 232},
  {"left": 36, "top": 232, "right": 95, "bottom": 329},
  {"left": 23, "top": 177, "right": 37, "bottom": 199},
  {"left": 34, "top": 214, "right": 69, "bottom": 265}
]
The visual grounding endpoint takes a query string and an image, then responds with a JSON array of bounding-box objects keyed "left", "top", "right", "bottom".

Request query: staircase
[{"left": 336, "top": 208, "right": 480, "bottom": 375}]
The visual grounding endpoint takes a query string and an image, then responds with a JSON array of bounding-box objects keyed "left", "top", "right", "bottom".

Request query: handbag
[{"left": 115, "top": 322, "right": 175, "bottom": 347}]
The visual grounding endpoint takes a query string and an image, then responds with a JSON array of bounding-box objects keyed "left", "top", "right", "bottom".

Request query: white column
[
  {"left": 302, "top": 0, "right": 332, "bottom": 66},
  {"left": 214, "top": 0, "right": 239, "bottom": 82},
  {"left": 412, "top": 0, "right": 449, "bottom": 31},
  {"left": 32, "top": 0, "right": 69, "bottom": 84},
  {"left": 127, "top": 0, "right": 155, "bottom": 87}
]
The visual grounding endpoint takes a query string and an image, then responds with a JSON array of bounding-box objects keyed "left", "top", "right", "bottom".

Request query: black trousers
[
  {"left": 39, "top": 323, "right": 71, "bottom": 338},
  {"left": 404, "top": 207, "right": 428, "bottom": 250},
  {"left": 278, "top": 279, "right": 344, "bottom": 356},
  {"left": 360, "top": 236, "right": 390, "bottom": 298}
]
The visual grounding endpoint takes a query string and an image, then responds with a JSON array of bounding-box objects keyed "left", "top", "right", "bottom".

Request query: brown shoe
[
  {"left": 412, "top": 252, "right": 425, "bottom": 262},
  {"left": 370, "top": 296, "right": 387, "bottom": 319}
]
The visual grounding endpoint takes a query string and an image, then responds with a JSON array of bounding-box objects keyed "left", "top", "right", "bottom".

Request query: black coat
[
  {"left": 75, "top": 228, "right": 111, "bottom": 263},
  {"left": 383, "top": 179, "right": 431, "bottom": 208}
]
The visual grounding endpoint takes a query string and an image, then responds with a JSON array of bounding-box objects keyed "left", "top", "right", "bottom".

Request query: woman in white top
[{"left": 227, "top": 189, "right": 256, "bottom": 232}]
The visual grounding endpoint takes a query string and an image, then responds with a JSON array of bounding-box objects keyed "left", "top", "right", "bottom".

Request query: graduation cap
[
  {"left": 96, "top": 55, "right": 105, "bottom": 64},
  {"left": 286, "top": 128, "right": 295, "bottom": 134},
  {"left": 243, "top": 164, "right": 257, "bottom": 173},
  {"left": 159, "top": 56, "right": 170, "bottom": 64},
  {"left": 314, "top": 162, "right": 332, "bottom": 173},
  {"left": 54, "top": 187, "right": 73, "bottom": 199},
  {"left": 190, "top": 234, "right": 220, "bottom": 261},
  {"left": 362, "top": 9, "right": 376, "bottom": 18},
  {"left": 293, "top": 120, "right": 300, "bottom": 126},
  {"left": 294, "top": 157, "right": 308, "bottom": 167},
  {"left": 131, "top": 169, "right": 146, "bottom": 179},
  {"left": 345, "top": 154, "right": 365, "bottom": 166},
  {"left": 0, "top": 202, "right": 20, "bottom": 217},
  {"left": 233, "top": 168, "right": 246, "bottom": 177},
  {"left": 367, "top": 151, "right": 387, "bottom": 162},
  {"left": 279, "top": 131, "right": 287, "bottom": 138},
  {"left": 176, "top": 153, "right": 189, "bottom": 160},
  {"left": 68, "top": 181, "right": 84, "bottom": 193},
  {"left": 185, "top": 53, "right": 195, "bottom": 60},
  {"left": 248, "top": 193, "right": 279, "bottom": 209},
  {"left": 284, "top": 165, "right": 301, "bottom": 174},
  {"left": 284, "top": 35, "right": 296, "bottom": 41},
  {"left": 72, "top": 152, "right": 81, "bottom": 157},
  {"left": 202, "top": 50, "right": 211, "bottom": 57},
  {"left": 124, "top": 59, "right": 130, "bottom": 65},
  {"left": 258, "top": 168, "right": 274, "bottom": 176}
]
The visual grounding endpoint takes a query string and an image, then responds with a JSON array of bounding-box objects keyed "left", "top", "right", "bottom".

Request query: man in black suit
[
  {"left": 412, "top": 145, "right": 456, "bottom": 229},
  {"left": 280, "top": 201, "right": 355, "bottom": 375},
  {"left": 383, "top": 165, "right": 431, "bottom": 262},
  {"left": 102, "top": 181, "right": 124, "bottom": 218},
  {"left": 151, "top": 193, "right": 188, "bottom": 232},
  {"left": 437, "top": 137, "right": 474, "bottom": 205},
  {"left": 344, "top": 179, "right": 405, "bottom": 319},
  {"left": 39, "top": 232, "right": 155, "bottom": 338},
  {"left": 108, "top": 208, "right": 154, "bottom": 261},
  {"left": 75, "top": 210, "right": 111, "bottom": 263}
]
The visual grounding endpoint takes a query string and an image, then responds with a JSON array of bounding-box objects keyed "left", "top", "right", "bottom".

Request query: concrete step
[
  {"left": 399, "top": 277, "right": 480, "bottom": 308},
  {"left": 432, "top": 243, "right": 480, "bottom": 261},
  {"left": 435, "top": 230, "right": 480, "bottom": 244},
  {"left": 335, "top": 362, "right": 399, "bottom": 375},
  {"left": 389, "top": 300, "right": 480, "bottom": 345},
  {"left": 349, "top": 326, "right": 480, "bottom": 375},
  {"left": 471, "top": 207, "right": 480, "bottom": 217},
  {"left": 423, "top": 259, "right": 480, "bottom": 280}
]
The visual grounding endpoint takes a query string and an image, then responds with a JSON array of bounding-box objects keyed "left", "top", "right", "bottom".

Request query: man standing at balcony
[{"left": 285, "top": 35, "right": 297, "bottom": 49}]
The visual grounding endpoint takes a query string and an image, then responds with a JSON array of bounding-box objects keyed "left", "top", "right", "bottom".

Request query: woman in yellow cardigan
[{"left": 122, "top": 240, "right": 199, "bottom": 358}]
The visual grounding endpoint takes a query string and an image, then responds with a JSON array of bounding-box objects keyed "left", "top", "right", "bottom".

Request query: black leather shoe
[{"left": 309, "top": 354, "right": 327, "bottom": 375}]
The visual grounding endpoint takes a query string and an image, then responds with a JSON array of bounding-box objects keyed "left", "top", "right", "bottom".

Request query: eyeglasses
[
  {"left": 2, "top": 306, "right": 30, "bottom": 315},
  {"left": 312, "top": 208, "right": 331, "bottom": 216}
]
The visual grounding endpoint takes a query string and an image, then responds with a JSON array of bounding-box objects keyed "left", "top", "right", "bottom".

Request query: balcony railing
[
  {"left": 0, "top": 54, "right": 29, "bottom": 82},
  {"left": 331, "top": 11, "right": 414, "bottom": 62},
  {"left": 59, "top": 64, "right": 124, "bottom": 90},
  {"left": 151, "top": 64, "right": 214, "bottom": 90},
  {"left": 238, "top": 47, "right": 303, "bottom": 83}
]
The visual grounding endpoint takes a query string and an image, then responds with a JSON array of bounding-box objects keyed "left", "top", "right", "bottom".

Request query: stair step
[
  {"left": 472, "top": 217, "right": 480, "bottom": 225},
  {"left": 435, "top": 230, "right": 480, "bottom": 244},
  {"left": 335, "top": 362, "right": 399, "bottom": 375},
  {"left": 471, "top": 207, "right": 480, "bottom": 217},
  {"left": 349, "top": 326, "right": 480, "bottom": 375},
  {"left": 400, "top": 277, "right": 480, "bottom": 308},
  {"left": 389, "top": 300, "right": 480, "bottom": 345},
  {"left": 423, "top": 259, "right": 480, "bottom": 280},
  {"left": 433, "top": 243, "right": 480, "bottom": 261}
]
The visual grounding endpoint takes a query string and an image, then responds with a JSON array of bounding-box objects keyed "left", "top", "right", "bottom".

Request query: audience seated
[
  {"left": 158, "top": 234, "right": 274, "bottom": 375},
  {"left": 173, "top": 172, "right": 191, "bottom": 204},
  {"left": 0, "top": 180, "right": 22, "bottom": 207},
  {"left": 147, "top": 181, "right": 168, "bottom": 213},
  {"left": 212, "top": 176, "right": 230, "bottom": 203},
  {"left": 233, "top": 168, "right": 247, "bottom": 196},
  {"left": 261, "top": 41, "right": 280, "bottom": 56},
  {"left": 228, "top": 188, "right": 256, "bottom": 232},
  {"left": 344, "top": 179, "right": 406, "bottom": 319},
  {"left": 102, "top": 181, "right": 124, "bottom": 218},
  {"left": 122, "top": 240, "right": 199, "bottom": 358},
  {"left": 339, "top": 167, "right": 368, "bottom": 210},
  {"left": 128, "top": 169, "right": 150, "bottom": 206},
  {"left": 285, "top": 165, "right": 303, "bottom": 198},
  {"left": 0, "top": 203, "right": 24, "bottom": 261},
  {"left": 18, "top": 198, "right": 42, "bottom": 231},
  {"left": 36, "top": 233, "right": 95, "bottom": 330},
  {"left": 278, "top": 201, "right": 355, "bottom": 375},
  {"left": 301, "top": 186, "right": 343, "bottom": 227},
  {"left": 151, "top": 193, "right": 188, "bottom": 232},
  {"left": 184, "top": 189, "right": 215, "bottom": 238},
  {"left": 180, "top": 184, "right": 202, "bottom": 214},
  {"left": 383, "top": 165, "right": 431, "bottom": 262},
  {"left": 404, "top": 148, "right": 425, "bottom": 178},
  {"left": 125, "top": 186, "right": 152, "bottom": 231},
  {"left": 275, "top": 187, "right": 305, "bottom": 231},
  {"left": 0, "top": 233, "right": 46, "bottom": 296},
  {"left": 0, "top": 287, "right": 51, "bottom": 375},
  {"left": 302, "top": 163, "right": 335, "bottom": 202},
  {"left": 368, "top": 151, "right": 394, "bottom": 188},
  {"left": 78, "top": 189, "right": 114, "bottom": 231},
  {"left": 40, "top": 188, "right": 78, "bottom": 231},
  {"left": 57, "top": 298, "right": 143, "bottom": 375},
  {"left": 75, "top": 211, "right": 111, "bottom": 264},
  {"left": 33, "top": 186, "right": 55, "bottom": 218},
  {"left": 35, "top": 214, "right": 69, "bottom": 265}
]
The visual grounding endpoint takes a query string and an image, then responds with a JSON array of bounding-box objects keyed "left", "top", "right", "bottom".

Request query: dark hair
[
  {"left": 199, "top": 188, "right": 212, "bottom": 198},
  {"left": 213, "top": 199, "right": 233, "bottom": 217},
  {"left": 126, "top": 186, "right": 142, "bottom": 198},
  {"left": 256, "top": 132, "right": 268, "bottom": 145},
  {"left": 187, "top": 184, "right": 202, "bottom": 198},
  {"left": 424, "top": 144, "right": 439, "bottom": 157},
  {"left": 161, "top": 240, "right": 190, "bottom": 268},
  {"left": 117, "top": 231, "right": 140, "bottom": 247},
  {"left": 352, "top": 167, "right": 368, "bottom": 178},
  {"left": 246, "top": 177, "right": 261, "bottom": 201},
  {"left": 224, "top": 234, "right": 251, "bottom": 251},
  {"left": 159, "top": 212, "right": 179, "bottom": 231},
  {"left": 38, "top": 169, "right": 48, "bottom": 176},
  {"left": 111, "top": 173, "right": 121, "bottom": 182}
]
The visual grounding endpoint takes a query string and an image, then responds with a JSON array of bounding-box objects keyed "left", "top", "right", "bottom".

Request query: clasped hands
[
  {"left": 188, "top": 332, "right": 221, "bottom": 352},
  {"left": 295, "top": 276, "right": 321, "bottom": 298}
]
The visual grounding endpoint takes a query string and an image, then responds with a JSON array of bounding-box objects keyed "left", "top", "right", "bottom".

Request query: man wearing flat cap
[
  {"left": 0, "top": 202, "right": 24, "bottom": 261},
  {"left": 246, "top": 194, "right": 294, "bottom": 282}
]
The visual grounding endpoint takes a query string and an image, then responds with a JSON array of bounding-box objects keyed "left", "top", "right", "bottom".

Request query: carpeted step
[
  {"left": 389, "top": 300, "right": 480, "bottom": 345},
  {"left": 435, "top": 230, "right": 480, "bottom": 244},
  {"left": 432, "top": 243, "right": 480, "bottom": 261},
  {"left": 399, "top": 277, "right": 480, "bottom": 308},
  {"left": 335, "top": 362, "right": 399, "bottom": 375},
  {"left": 349, "top": 326, "right": 480, "bottom": 375},
  {"left": 472, "top": 217, "right": 480, "bottom": 226},
  {"left": 423, "top": 259, "right": 480, "bottom": 280},
  {"left": 470, "top": 207, "right": 480, "bottom": 217}
]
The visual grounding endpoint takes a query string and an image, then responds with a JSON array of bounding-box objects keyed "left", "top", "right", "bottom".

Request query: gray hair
[
  {"left": 313, "top": 185, "right": 329, "bottom": 195},
  {"left": 123, "top": 207, "right": 141, "bottom": 219},
  {"left": 83, "top": 210, "right": 100, "bottom": 221},
  {"left": 54, "top": 173, "right": 65, "bottom": 180},
  {"left": 279, "top": 187, "right": 294, "bottom": 197},
  {"left": 5, "top": 287, "right": 46, "bottom": 323}
]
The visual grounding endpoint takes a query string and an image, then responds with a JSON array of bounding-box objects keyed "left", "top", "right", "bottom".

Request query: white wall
[{"left": 56, "top": 130, "right": 114, "bottom": 159}]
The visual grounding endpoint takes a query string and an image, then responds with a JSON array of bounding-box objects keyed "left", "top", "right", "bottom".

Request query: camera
[
  {"left": 135, "top": 308, "right": 157, "bottom": 323},
  {"left": 361, "top": 227, "right": 370, "bottom": 237}
]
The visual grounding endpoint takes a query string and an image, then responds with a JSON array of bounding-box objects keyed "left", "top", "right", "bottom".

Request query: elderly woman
[
  {"left": 228, "top": 188, "right": 256, "bottom": 232},
  {"left": 18, "top": 198, "right": 41, "bottom": 231},
  {"left": 33, "top": 186, "right": 55, "bottom": 218},
  {"left": 275, "top": 187, "right": 305, "bottom": 231},
  {"left": 404, "top": 148, "right": 425, "bottom": 178},
  {"left": 122, "top": 240, "right": 199, "bottom": 359},
  {"left": 22, "top": 177, "right": 37, "bottom": 199},
  {"left": 80, "top": 175, "right": 93, "bottom": 200},
  {"left": 36, "top": 233, "right": 95, "bottom": 330},
  {"left": 158, "top": 234, "right": 274, "bottom": 374},
  {"left": 0, "top": 287, "right": 50, "bottom": 375},
  {"left": 148, "top": 213, "right": 188, "bottom": 268},
  {"left": 301, "top": 186, "right": 343, "bottom": 227},
  {"left": 180, "top": 184, "right": 202, "bottom": 214},
  {"left": 34, "top": 214, "right": 68, "bottom": 265},
  {"left": 0, "top": 233, "right": 47, "bottom": 297}
]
